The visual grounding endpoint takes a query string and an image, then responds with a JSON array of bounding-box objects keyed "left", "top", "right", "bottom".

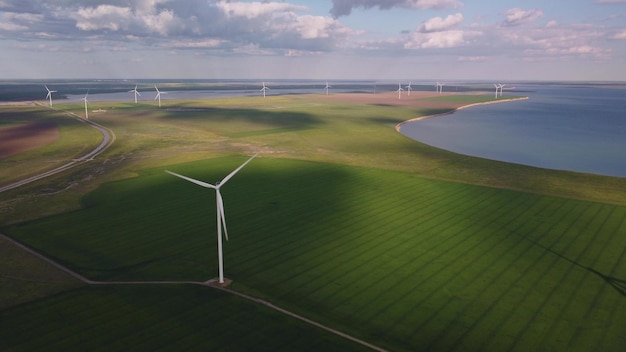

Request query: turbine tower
[
  {"left": 436, "top": 82, "right": 445, "bottom": 94},
  {"left": 129, "top": 84, "right": 141, "bottom": 104},
  {"left": 154, "top": 85, "right": 166, "bottom": 108},
  {"left": 324, "top": 81, "right": 331, "bottom": 95},
  {"left": 396, "top": 83, "right": 404, "bottom": 100},
  {"left": 83, "top": 91, "right": 89, "bottom": 120},
  {"left": 405, "top": 82, "right": 412, "bottom": 96},
  {"left": 498, "top": 83, "right": 505, "bottom": 97},
  {"left": 44, "top": 85, "right": 57, "bottom": 106},
  {"left": 165, "top": 154, "right": 257, "bottom": 284},
  {"left": 494, "top": 83, "right": 500, "bottom": 98},
  {"left": 260, "top": 82, "right": 269, "bottom": 98}
]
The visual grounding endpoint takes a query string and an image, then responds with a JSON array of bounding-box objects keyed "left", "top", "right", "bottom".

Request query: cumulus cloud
[
  {"left": 418, "top": 13, "right": 463, "bottom": 32},
  {"left": 329, "top": 0, "right": 463, "bottom": 18},
  {"left": 0, "top": 0, "right": 355, "bottom": 54},
  {"left": 502, "top": 8, "right": 544, "bottom": 27},
  {"left": 405, "top": 30, "right": 465, "bottom": 48}
]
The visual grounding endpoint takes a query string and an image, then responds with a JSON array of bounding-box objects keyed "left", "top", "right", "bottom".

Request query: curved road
[{"left": 0, "top": 109, "right": 116, "bottom": 193}]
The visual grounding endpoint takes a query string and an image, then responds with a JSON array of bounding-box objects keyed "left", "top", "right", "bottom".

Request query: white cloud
[
  {"left": 419, "top": 13, "right": 463, "bottom": 33},
  {"left": 216, "top": 1, "right": 306, "bottom": 19},
  {"left": 0, "top": 1, "right": 355, "bottom": 54},
  {"left": 405, "top": 30, "right": 465, "bottom": 48},
  {"left": 330, "top": 0, "right": 463, "bottom": 18},
  {"left": 502, "top": 8, "right": 544, "bottom": 27}
]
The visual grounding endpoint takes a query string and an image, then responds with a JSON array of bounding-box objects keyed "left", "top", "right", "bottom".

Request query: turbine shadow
[{"left": 511, "top": 230, "right": 626, "bottom": 297}]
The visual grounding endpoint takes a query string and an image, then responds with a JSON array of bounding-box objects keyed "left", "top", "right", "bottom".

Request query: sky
[{"left": 1, "top": 0, "right": 626, "bottom": 81}]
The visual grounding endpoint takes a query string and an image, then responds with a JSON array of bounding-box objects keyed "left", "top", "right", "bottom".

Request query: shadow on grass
[
  {"left": 513, "top": 231, "right": 626, "bottom": 297},
  {"left": 159, "top": 105, "right": 323, "bottom": 130}
]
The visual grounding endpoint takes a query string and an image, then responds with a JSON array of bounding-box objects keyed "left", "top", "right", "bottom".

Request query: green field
[{"left": 2, "top": 93, "right": 626, "bottom": 351}]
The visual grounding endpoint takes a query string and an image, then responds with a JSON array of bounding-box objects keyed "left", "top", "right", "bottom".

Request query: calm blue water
[{"left": 400, "top": 84, "right": 626, "bottom": 177}]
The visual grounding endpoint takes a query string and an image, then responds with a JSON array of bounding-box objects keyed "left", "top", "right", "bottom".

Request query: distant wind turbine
[
  {"left": 154, "top": 85, "right": 166, "bottom": 108},
  {"left": 44, "top": 85, "right": 57, "bottom": 107},
  {"left": 436, "top": 82, "right": 445, "bottom": 94},
  {"left": 260, "top": 82, "right": 269, "bottom": 98},
  {"left": 129, "top": 84, "right": 141, "bottom": 104},
  {"left": 324, "top": 81, "right": 331, "bottom": 95},
  {"left": 494, "top": 83, "right": 500, "bottom": 98},
  {"left": 165, "top": 154, "right": 257, "bottom": 284},
  {"left": 405, "top": 81, "right": 412, "bottom": 96},
  {"left": 498, "top": 83, "right": 505, "bottom": 97},
  {"left": 83, "top": 91, "right": 89, "bottom": 120},
  {"left": 396, "top": 83, "right": 404, "bottom": 100}
]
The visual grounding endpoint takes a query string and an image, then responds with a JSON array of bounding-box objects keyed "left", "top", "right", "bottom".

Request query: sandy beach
[{"left": 394, "top": 96, "right": 529, "bottom": 132}]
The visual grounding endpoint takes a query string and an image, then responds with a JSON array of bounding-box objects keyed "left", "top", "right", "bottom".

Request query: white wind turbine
[
  {"left": 165, "top": 154, "right": 257, "bottom": 284},
  {"left": 83, "top": 91, "right": 89, "bottom": 120},
  {"left": 396, "top": 82, "right": 404, "bottom": 100},
  {"left": 44, "top": 85, "right": 57, "bottom": 106},
  {"left": 436, "top": 82, "right": 445, "bottom": 94},
  {"left": 260, "top": 82, "right": 269, "bottom": 98},
  {"left": 498, "top": 83, "right": 505, "bottom": 97},
  {"left": 494, "top": 83, "right": 500, "bottom": 98},
  {"left": 154, "top": 85, "right": 166, "bottom": 108},
  {"left": 129, "top": 84, "right": 141, "bottom": 104},
  {"left": 324, "top": 81, "right": 331, "bottom": 95},
  {"left": 405, "top": 81, "right": 412, "bottom": 96}
]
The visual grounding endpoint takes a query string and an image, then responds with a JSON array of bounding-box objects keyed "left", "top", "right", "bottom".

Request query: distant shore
[{"left": 395, "top": 97, "right": 529, "bottom": 132}]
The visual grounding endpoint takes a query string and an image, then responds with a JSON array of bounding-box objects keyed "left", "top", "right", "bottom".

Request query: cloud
[
  {"left": 0, "top": 0, "right": 355, "bottom": 54},
  {"left": 405, "top": 30, "right": 465, "bottom": 48},
  {"left": 502, "top": 8, "right": 544, "bottom": 27},
  {"left": 596, "top": 0, "right": 626, "bottom": 3},
  {"left": 418, "top": 13, "right": 463, "bottom": 33},
  {"left": 612, "top": 29, "right": 626, "bottom": 39},
  {"left": 329, "top": 0, "right": 463, "bottom": 18}
]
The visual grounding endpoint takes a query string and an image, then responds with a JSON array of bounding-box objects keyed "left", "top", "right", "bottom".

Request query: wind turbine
[
  {"left": 44, "top": 85, "right": 57, "bottom": 106},
  {"left": 260, "top": 82, "right": 269, "bottom": 98},
  {"left": 165, "top": 154, "right": 257, "bottom": 284},
  {"left": 405, "top": 81, "right": 412, "bottom": 96},
  {"left": 129, "top": 84, "right": 141, "bottom": 104},
  {"left": 494, "top": 83, "right": 500, "bottom": 98},
  {"left": 498, "top": 83, "right": 505, "bottom": 97},
  {"left": 83, "top": 91, "right": 89, "bottom": 120},
  {"left": 436, "top": 82, "right": 445, "bottom": 94},
  {"left": 154, "top": 85, "right": 166, "bottom": 108},
  {"left": 396, "top": 83, "right": 404, "bottom": 100},
  {"left": 324, "top": 81, "right": 331, "bottom": 95}
]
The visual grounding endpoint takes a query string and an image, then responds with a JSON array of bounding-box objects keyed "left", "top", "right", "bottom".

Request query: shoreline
[{"left": 395, "top": 96, "right": 529, "bottom": 132}]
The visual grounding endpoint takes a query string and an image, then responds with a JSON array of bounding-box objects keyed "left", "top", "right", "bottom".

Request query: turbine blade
[
  {"left": 217, "top": 192, "right": 229, "bottom": 241},
  {"left": 165, "top": 170, "right": 216, "bottom": 189},
  {"left": 219, "top": 154, "right": 257, "bottom": 186}
]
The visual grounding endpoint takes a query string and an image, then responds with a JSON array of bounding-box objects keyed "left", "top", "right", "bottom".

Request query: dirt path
[{"left": 0, "top": 231, "right": 387, "bottom": 351}]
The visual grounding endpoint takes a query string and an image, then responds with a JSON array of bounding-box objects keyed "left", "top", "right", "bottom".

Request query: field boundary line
[{"left": 0, "top": 231, "right": 388, "bottom": 352}]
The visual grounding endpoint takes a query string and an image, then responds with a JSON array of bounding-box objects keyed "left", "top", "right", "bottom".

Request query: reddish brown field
[{"left": 0, "top": 121, "right": 59, "bottom": 158}]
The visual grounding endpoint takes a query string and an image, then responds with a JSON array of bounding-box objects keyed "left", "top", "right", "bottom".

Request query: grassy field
[
  {"left": 0, "top": 106, "right": 102, "bottom": 185},
  {"left": 2, "top": 93, "right": 626, "bottom": 351}
]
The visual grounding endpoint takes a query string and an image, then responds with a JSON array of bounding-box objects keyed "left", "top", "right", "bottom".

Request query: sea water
[{"left": 400, "top": 84, "right": 626, "bottom": 178}]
